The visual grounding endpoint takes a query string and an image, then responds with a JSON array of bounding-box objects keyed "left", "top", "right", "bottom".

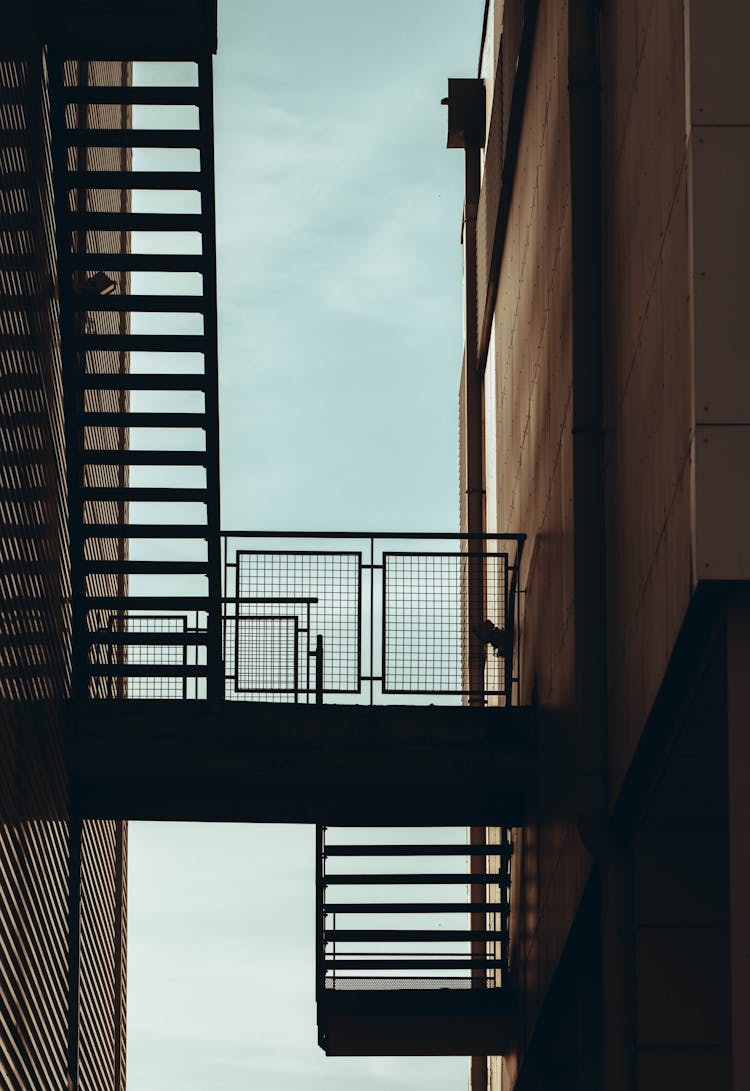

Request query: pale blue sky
[{"left": 127, "top": 2, "right": 485, "bottom": 1088}]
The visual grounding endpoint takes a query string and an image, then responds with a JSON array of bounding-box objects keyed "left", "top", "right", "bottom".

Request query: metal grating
[
  {"left": 222, "top": 533, "right": 523, "bottom": 705},
  {"left": 108, "top": 613, "right": 188, "bottom": 699},
  {"left": 383, "top": 552, "right": 508, "bottom": 695},
  {"left": 234, "top": 551, "right": 361, "bottom": 696},
  {"left": 235, "top": 615, "right": 298, "bottom": 696}
]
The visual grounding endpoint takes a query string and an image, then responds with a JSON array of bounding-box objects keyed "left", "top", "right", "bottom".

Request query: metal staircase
[
  {"left": 316, "top": 826, "right": 515, "bottom": 1056},
  {"left": 48, "top": 52, "right": 222, "bottom": 700}
]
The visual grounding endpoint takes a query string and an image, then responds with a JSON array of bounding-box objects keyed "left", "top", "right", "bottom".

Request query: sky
[{"left": 126, "top": 2, "right": 486, "bottom": 1088}]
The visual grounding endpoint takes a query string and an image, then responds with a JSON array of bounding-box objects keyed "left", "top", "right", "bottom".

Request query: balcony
[
  {"left": 316, "top": 827, "right": 516, "bottom": 1056},
  {"left": 65, "top": 533, "right": 534, "bottom": 824}
]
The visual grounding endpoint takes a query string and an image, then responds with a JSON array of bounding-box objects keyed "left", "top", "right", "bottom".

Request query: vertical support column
[
  {"left": 196, "top": 53, "right": 223, "bottom": 702},
  {"left": 727, "top": 590, "right": 750, "bottom": 1090},
  {"left": 49, "top": 51, "right": 88, "bottom": 701},
  {"left": 66, "top": 814, "right": 82, "bottom": 1091},
  {"left": 463, "top": 143, "right": 486, "bottom": 707},
  {"left": 113, "top": 820, "right": 127, "bottom": 1091}
]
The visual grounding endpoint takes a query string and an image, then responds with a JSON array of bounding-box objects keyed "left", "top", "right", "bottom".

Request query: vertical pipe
[
  {"left": 315, "top": 825, "right": 326, "bottom": 1049},
  {"left": 463, "top": 145, "right": 487, "bottom": 706},
  {"left": 197, "top": 54, "right": 223, "bottom": 702},
  {"left": 568, "top": 3, "right": 634, "bottom": 1089},
  {"left": 315, "top": 634, "right": 323, "bottom": 705},
  {"left": 463, "top": 102, "right": 488, "bottom": 1091}
]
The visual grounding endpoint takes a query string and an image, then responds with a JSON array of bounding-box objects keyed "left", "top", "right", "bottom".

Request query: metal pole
[{"left": 315, "top": 634, "right": 323, "bottom": 705}]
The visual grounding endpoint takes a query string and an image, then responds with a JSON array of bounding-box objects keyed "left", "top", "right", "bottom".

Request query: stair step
[
  {"left": 323, "top": 959, "right": 505, "bottom": 971},
  {"left": 325, "top": 903, "right": 500, "bottom": 914},
  {"left": 71, "top": 253, "right": 205, "bottom": 272},
  {"left": 83, "top": 596, "right": 211, "bottom": 610},
  {"left": 82, "top": 486, "right": 208, "bottom": 502},
  {"left": 79, "top": 372, "right": 207, "bottom": 391},
  {"left": 74, "top": 334, "right": 205, "bottom": 353},
  {"left": 81, "top": 411, "right": 207, "bottom": 428},
  {"left": 83, "top": 560, "right": 209, "bottom": 575},
  {"left": 87, "top": 631, "right": 207, "bottom": 647},
  {"left": 65, "top": 128, "right": 204, "bottom": 148},
  {"left": 61, "top": 86, "right": 203, "bottom": 106},
  {"left": 65, "top": 170, "right": 203, "bottom": 190},
  {"left": 323, "top": 874, "right": 509, "bottom": 885},
  {"left": 73, "top": 295, "right": 206, "bottom": 314},
  {"left": 81, "top": 524, "right": 209, "bottom": 538},
  {"left": 325, "top": 844, "right": 512, "bottom": 857},
  {"left": 82, "top": 450, "right": 208, "bottom": 466},
  {"left": 324, "top": 929, "right": 507, "bottom": 943},
  {"left": 86, "top": 664, "right": 207, "bottom": 678},
  {"left": 67, "top": 211, "right": 203, "bottom": 232}
]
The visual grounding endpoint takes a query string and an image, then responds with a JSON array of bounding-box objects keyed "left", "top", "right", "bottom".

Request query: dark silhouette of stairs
[{"left": 48, "top": 50, "right": 222, "bottom": 700}]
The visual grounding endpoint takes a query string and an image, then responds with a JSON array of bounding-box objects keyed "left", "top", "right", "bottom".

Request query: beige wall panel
[
  {"left": 691, "top": 126, "right": 750, "bottom": 424},
  {"left": 660, "top": 168, "right": 692, "bottom": 495},
  {"left": 636, "top": 925, "right": 730, "bottom": 1047},
  {"left": 664, "top": 461, "right": 692, "bottom": 650},
  {"left": 637, "top": 1050, "right": 731, "bottom": 1091},
  {"left": 635, "top": 826, "right": 728, "bottom": 926},
  {"left": 687, "top": 0, "right": 750, "bottom": 125},
  {"left": 693, "top": 425, "right": 750, "bottom": 580},
  {"left": 601, "top": 0, "right": 692, "bottom": 794}
]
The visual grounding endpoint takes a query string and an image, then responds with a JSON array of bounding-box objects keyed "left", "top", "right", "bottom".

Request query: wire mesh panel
[
  {"left": 383, "top": 552, "right": 509, "bottom": 696},
  {"left": 108, "top": 614, "right": 189, "bottom": 699},
  {"left": 234, "top": 551, "right": 361, "bottom": 696},
  {"left": 235, "top": 615, "right": 298, "bottom": 696}
]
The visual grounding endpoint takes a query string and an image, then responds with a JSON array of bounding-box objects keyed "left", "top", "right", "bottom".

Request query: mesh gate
[
  {"left": 226, "top": 550, "right": 361, "bottom": 701},
  {"left": 382, "top": 552, "right": 509, "bottom": 696}
]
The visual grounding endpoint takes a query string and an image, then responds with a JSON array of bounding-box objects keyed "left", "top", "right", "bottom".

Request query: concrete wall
[{"left": 471, "top": 0, "right": 741, "bottom": 1085}]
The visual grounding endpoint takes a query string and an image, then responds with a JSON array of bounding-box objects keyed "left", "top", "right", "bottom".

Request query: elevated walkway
[
  {"left": 64, "top": 698, "right": 533, "bottom": 823},
  {"left": 46, "top": 29, "right": 529, "bottom": 1058}
]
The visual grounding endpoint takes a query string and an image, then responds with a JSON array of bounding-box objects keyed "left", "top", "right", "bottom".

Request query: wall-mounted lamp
[{"left": 472, "top": 618, "right": 510, "bottom": 658}]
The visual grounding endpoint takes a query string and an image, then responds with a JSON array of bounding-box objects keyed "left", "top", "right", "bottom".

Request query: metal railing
[
  {"left": 95, "top": 531, "right": 524, "bottom": 704},
  {"left": 222, "top": 532, "right": 524, "bottom": 706},
  {"left": 316, "top": 826, "right": 512, "bottom": 994}
]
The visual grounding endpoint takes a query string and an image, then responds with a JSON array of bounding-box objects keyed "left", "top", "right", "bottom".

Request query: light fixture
[{"left": 471, "top": 618, "right": 510, "bottom": 657}]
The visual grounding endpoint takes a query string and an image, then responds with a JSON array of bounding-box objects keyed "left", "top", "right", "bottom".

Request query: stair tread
[
  {"left": 81, "top": 524, "right": 209, "bottom": 537},
  {"left": 61, "top": 86, "right": 203, "bottom": 106},
  {"left": 81, "top": 411, "right": 207, "bottom": 427},
  {"left": 73, "top": 295, "right": 206, "bottom": 314},
  {"left": 64, "top": 128, "right": 205, "bottom": 148},
  {"left": 71, "top": 253, "right": 206, "bottom": 272},
  {"left": 65, "top": 170, "right": 203, "bottom": 190},
  {"left": 82, "top": 486, "right": 208, "bottom": 501},
  {"left": 78, "top": 373, "right": 207, "bottom": 391},
  {"left": 82, "top": 450, "right": 208, "bottom": 466},
  {"left": 67, "top": 211, "right": 204, "bottom": 231}
]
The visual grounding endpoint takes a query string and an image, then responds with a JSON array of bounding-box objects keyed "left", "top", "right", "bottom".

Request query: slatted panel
[
  {"left": 50, "top": 52, "right": 223, "bottom": 700},
  {"left": 1, "top": 33, "right": 128, "bottom": 1091}
]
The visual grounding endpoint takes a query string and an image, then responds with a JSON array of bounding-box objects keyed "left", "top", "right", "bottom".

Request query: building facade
[
  {"left": 1, "top": 6, "right": 129, "bottom": 1087},
  {"left": 456, "top": 1, "right": 750, "bottom": 1088}
]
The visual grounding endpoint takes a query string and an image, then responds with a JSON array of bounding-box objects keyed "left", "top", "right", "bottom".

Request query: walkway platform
[{"left": 64, "top": 700, "right": 534, "bottom": 824}]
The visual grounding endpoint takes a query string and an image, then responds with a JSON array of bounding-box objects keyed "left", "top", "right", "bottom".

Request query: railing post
[
  {"left": 315, "top": 825, "right": 326, "bottom": 1049},
  {"left": 315, "top": 634, "right": 324, "bottom": 705}
]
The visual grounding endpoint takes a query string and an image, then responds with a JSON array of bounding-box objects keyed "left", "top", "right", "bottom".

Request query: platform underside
[
  {"left": 63, "top": 700, "right": 534, "bottom": 823},
  {"left": 318, "top": 987, "right": 515, "bottom": 1056}
]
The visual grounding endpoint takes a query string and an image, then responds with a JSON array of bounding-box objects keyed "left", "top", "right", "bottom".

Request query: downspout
[
  {"left": 568, "top": 4, "right": 634, "bottom": 1090},
  {"left": 445, "top": 77, "right": 488, "bottom": 1091}
]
